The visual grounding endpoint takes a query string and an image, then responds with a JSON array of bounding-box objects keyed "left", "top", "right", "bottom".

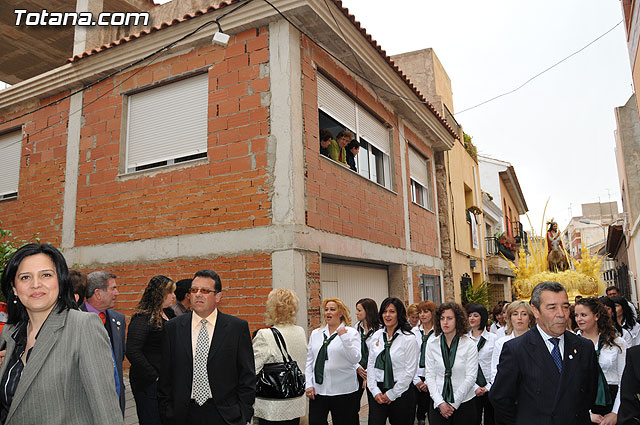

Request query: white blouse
[
  {"left": 367, "top": 328, "right": 419, "bottom": 401},
  {"left": 467, "top": 329, "right": 496, "bottom": 391},
  {"left": 425, "top": 334, "right": 478, "bottom": 410},
  {"left": 356, "top": 322, "right": 378, "bottom": 371},
  {"left": 305, "top": 324, "right": 361, "bottom": 396},
  {"left": 411, "top": 325, "right": 434, "bottom": 385},
  {"left": 578, "top": 332, "right": 627, "bottom": 413},
  {"left": 491, "top": 333, "right": 515, "bottom": 382}
]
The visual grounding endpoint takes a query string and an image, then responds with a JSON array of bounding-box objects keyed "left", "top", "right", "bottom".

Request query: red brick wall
[
  {"left": 404, "top": 124, "right": 439, "bottom": 257},
  {"left": 75, "top": 27, "right": 271, "bottom": 246},
  {"left": 90, "top": 253, "right": 273, "bottom": 332},
  {"left": 0, "top": 93, "right": 71, "bottom": 245},
  {"left": 301, "top": 36, "right": 406, "bottom": 249}
]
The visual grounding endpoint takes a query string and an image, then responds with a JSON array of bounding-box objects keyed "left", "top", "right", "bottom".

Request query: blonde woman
[
  {"left": 253, "top": 288, "right": 307, "bottom": 425},
  {"left": 305, "top": 298, "right": 361, "bottom": 425},
  {"left": 490, "top": 301, "right": 535, "bottom": 382}
]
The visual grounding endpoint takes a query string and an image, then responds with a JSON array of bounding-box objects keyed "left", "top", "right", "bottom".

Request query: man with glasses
[{"left": 158, "top": 269, "right": 255, "bottom": 425}]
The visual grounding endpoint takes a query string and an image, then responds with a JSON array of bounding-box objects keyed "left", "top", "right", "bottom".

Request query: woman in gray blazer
[
  {"left": 253, "top": 288, "right": 307, "bottom": 424},
  {"left": 0, "top": 243, "right": 124, "bottom": 425}
]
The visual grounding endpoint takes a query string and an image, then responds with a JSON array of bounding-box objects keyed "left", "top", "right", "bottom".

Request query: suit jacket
[
  {"left": 618, "top": 345, "right": 640, "bottom": 424},
  {"left": 158, "top": 311, "right": 255, "bottom": 425},
  {"left": 0, "top": 309, "right": 124, "bottom": 425},
  {"left": 79, "top": 303, "right": 127, "bottom": 413},
  {"left": 489, "top": 327, "right": 598, "bottom": 425}
]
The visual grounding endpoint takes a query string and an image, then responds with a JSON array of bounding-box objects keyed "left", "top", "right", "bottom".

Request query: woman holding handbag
[{"left": 253, "top": 288, "right": 307, "bottom": 425}]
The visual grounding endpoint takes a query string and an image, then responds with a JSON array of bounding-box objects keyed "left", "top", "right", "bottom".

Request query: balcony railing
[{"left": 486, "top": 236, "right": 499, "bottom": 256}]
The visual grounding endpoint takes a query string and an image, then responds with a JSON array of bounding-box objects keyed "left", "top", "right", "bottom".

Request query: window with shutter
[
  {"left": 0, "top": 130, "right": 21, "bottom": 199},
  {"left": 316, "top": 74, "right": 392, "bottom": 189},
  {"left": 408, "top": 147, "right": 434, "bottom": 211},
  {"left": 125, "top": 73, "right": 208, "bottom": 172}
]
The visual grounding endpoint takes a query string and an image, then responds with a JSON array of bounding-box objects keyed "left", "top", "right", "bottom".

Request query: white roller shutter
[
  {"left": 317, "top": 74, "right": 357, "bottom": 131},
  {"left": 0, "top": 130, "right": 21, "bottom": 197},
  {"left": 320, "top": 261, "right": 389, "bottom": 321},
  {"left": 409, "top": 147, "right": 428, "bottom": 187},
  {"left": 126, "top": 73, "right": 209, "bottom": 169},
  {"left": 358, "top": 107, "right": 389, "bottom": 155}
]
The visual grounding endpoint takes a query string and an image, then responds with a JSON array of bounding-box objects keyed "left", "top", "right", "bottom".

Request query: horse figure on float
[{"left": 547, "top": 221, "right": 569, "bottom": 272}]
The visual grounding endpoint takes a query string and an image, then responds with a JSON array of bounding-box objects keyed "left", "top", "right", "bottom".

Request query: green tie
[
  {"left": 419, "top": 329, "right": 434, "bottom": 368},
  {"left": 440, "top": 335, "right": 459, "bottom": 404},
  {"left": 475, "top": 335, "right": 487, "bottom": 387},
  {"left": 359, "top": 327, "right": 375, "bottom": 368},
  {"left": 314, "top": 332, "right": 338, "bottom": 384},
  {"left": 594, "top": 335, "right": 613, "bottom": 407},
  {"left": 374, "top": 332, "right": 398, "bottom": 391}
]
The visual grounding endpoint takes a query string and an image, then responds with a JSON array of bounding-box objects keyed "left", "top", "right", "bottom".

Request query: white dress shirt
[
  {"left": 467, "top": 329, "right": 496, "bottom": 391},
  {"left": 412, "top": 325, "right": 434, "bottom": 385},
  {"left": 577, "top": 332, "right": 627, "bottom": 413},
  {"left": 628, "top": 321, "right": 640, "bottom": 347},
  {"left": 495, "top": 326, "right": 506, "bottom": 340},
  {"left": 537, "top": 324, "right": 564, "bottom": 359},
  {"left": 305, "top": 324, "right": 361, "bottom": 396},
  {"left": 425, "top": 334, "right": 478, "bottom": 410},
  {"left": 489, "top": 322, "right": 503, "bottom": 334},
  {"left": 356, "top": 322, "right": 378, "bottom": 372},
  {"left": 491, "top": 332, "right": 515, "bottom": 382},
  {"left": 367, "top": 328, "right": 418, "bottom": 401}
]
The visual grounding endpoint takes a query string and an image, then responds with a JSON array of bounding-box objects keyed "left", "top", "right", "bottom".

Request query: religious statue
[{"left": 547, "top": 221, "right": 569, "bottom": 272}]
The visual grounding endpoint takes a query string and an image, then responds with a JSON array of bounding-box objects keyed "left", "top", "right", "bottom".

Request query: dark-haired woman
[
  {"left": 600, "top": 296, "right": 632, "bottom": 345},
  {"left": 355, "top": 298, "right": 380, "bottom": 412},
  {"left": 367, "top": 297, "right": 419, "bottom": 424},
  {"left": 576, "top": 298, "right": 627, "bottom": 425},
  {"left": 0, "top": 244, "right": 123, "bottom": 425},
  {"left": 425, "top": 302, "right": 478, "bottom": 425},
  {"left": 412, "top": 300, "right": 436, "bottom": 425},
  {"left": 126, "top": 275, "right": 176, "bottom": 425},
  {"left": 465, "top": 303, "right": 496, "bottom": 425},
  {"left": 611, "top": 296, "right": 639, "bottom": 347}
]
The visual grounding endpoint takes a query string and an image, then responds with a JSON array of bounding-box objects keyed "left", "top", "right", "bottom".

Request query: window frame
[{"left": 0, "top": 127, "right": 22, "bottom": 200}]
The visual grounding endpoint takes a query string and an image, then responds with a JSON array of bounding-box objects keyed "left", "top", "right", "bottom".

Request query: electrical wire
[{"left": 456, "top": 20, "right": 623, "bottom": 115}]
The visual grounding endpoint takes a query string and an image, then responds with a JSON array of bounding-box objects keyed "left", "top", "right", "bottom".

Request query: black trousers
[
  {"left": 368, "top": 387, "right": 417, "bottom": 425},
  {"left": 428, "top": 399, "right": 476, "bottom": 425},
  {"left": 591, "top": 384, "right": 619, "bottom": 420},
  {"left": 473, "top": 393, "right": 494, "bottom": 425},
  {"left": 309, "top": 392, "right": 360, "bottom": 425},
  {"left": 258, "top": 419, "right": 300, "bottom": 425},
  {"left": 412, "top": 379, "right": 431, "bottom": 422},
  {"left": 130, "top": 379, "right": 161, "bottom": 425},
  {"left": 186, "top": 399, "right": 225, "bottom": 425}
]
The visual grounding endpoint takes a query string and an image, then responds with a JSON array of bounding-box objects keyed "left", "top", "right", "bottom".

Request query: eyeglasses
[{"left": 189, "top": 287, "right": 216, "bottom": 295}]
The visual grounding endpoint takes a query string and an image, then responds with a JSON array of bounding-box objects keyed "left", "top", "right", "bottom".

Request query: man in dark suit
[
  {"left": 489, "top": 281, "right": 599, "bottom": 425},
  {"left": 82, "top": 271, "right": 126, "bottom": 415},
  {"left": 619, "top": 345, "right": 640, "bottom": 424},
  {"left": 158, "top": 269, "right": 255, "bottom": 425}
]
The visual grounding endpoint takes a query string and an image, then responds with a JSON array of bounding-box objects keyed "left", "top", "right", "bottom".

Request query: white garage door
[{"left": 320, "top": 261, "right": 389, "bottom": 323}]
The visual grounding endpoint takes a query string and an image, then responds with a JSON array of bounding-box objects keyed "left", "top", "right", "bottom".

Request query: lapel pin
[{"left": 569, "top": 354, "right": 573, "bottom": 360}]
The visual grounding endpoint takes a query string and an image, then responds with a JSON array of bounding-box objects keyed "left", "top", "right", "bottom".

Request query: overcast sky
[{"left": 338, "top": 0, "right": 633, "bottom": 235}]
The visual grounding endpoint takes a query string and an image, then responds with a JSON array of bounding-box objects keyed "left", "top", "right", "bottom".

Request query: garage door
[{"left": 320, "top": 261, "right": 389, "bottom": 323}]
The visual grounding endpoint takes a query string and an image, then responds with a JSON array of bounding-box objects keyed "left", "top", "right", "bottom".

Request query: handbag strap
[{"left": 270, "top": 327, "right": 293, "bottom": 363}]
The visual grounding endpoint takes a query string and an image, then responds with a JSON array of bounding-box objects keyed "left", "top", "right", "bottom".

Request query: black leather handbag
[{"left": 255, "top": 327, "right": 305, "bottom": 399}]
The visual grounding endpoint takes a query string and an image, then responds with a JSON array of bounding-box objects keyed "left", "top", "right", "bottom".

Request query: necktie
[
  {"left": 594, "top": 335, "right": 613, "bottom": 406},
  {"left": 359, "top": 328, "right": 374, "bottom": 368},
  {"left": 99, "top": 312, "right": 106, "bottom": 325},
  {"left": 419, "top": 329, "right": 433, "bottom": 368},
  {"left": 193, "top": 319, "right": 210, "bottom": 405},
  {"left": 374, "top": 332, "right": 398, "bottom": 391},
  {"left": 314, "top": 332, "right": 338, "bottom": 384},
  {"left": 441, "top": 335, "right": 459, "bottom": 403},
  {"left": 476, "top": 335, "right": 487, "bottom": 387},
  {"left": 549, "top": 337, "right": 562, "bottom": 373}
]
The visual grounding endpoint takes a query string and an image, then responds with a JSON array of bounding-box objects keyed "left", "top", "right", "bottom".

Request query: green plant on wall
[
  {"left": 463, "top": 132, "right": 478, "bottom": 161},
  {"left": 464, "top": 280, "right": 490, "bottom": 308}
]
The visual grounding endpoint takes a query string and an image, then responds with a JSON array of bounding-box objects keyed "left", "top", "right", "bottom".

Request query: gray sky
[{"left": 339, "top": 0, "right": 633, "bottom": 234}]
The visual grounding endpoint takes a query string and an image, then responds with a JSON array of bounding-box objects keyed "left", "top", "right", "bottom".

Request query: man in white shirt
[{"left": 490, "top": 282, "right": 599, "bottom": 425}]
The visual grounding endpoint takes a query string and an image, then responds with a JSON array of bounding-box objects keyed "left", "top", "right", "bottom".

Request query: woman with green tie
[
  {"left": 367, "top": 297, "right": 419, "bottom": 424},
  {"left": 354, "top": 298, "right": 380, "bottom": 413},
  {"left": 412, "top": 300, "right": 436, "bottom": 425},
  {"left": 305, "top": 298, "right": 361, "bottom": 425}
]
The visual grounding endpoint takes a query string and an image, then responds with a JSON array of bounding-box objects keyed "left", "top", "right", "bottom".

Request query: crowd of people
[{"left": 2, "top": 243, "right": 640, "bottom": 425}]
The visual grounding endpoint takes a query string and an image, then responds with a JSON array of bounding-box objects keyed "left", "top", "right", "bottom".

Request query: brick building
[{"left": 0, "top": 0, "right": 458, "bottom": 331}]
